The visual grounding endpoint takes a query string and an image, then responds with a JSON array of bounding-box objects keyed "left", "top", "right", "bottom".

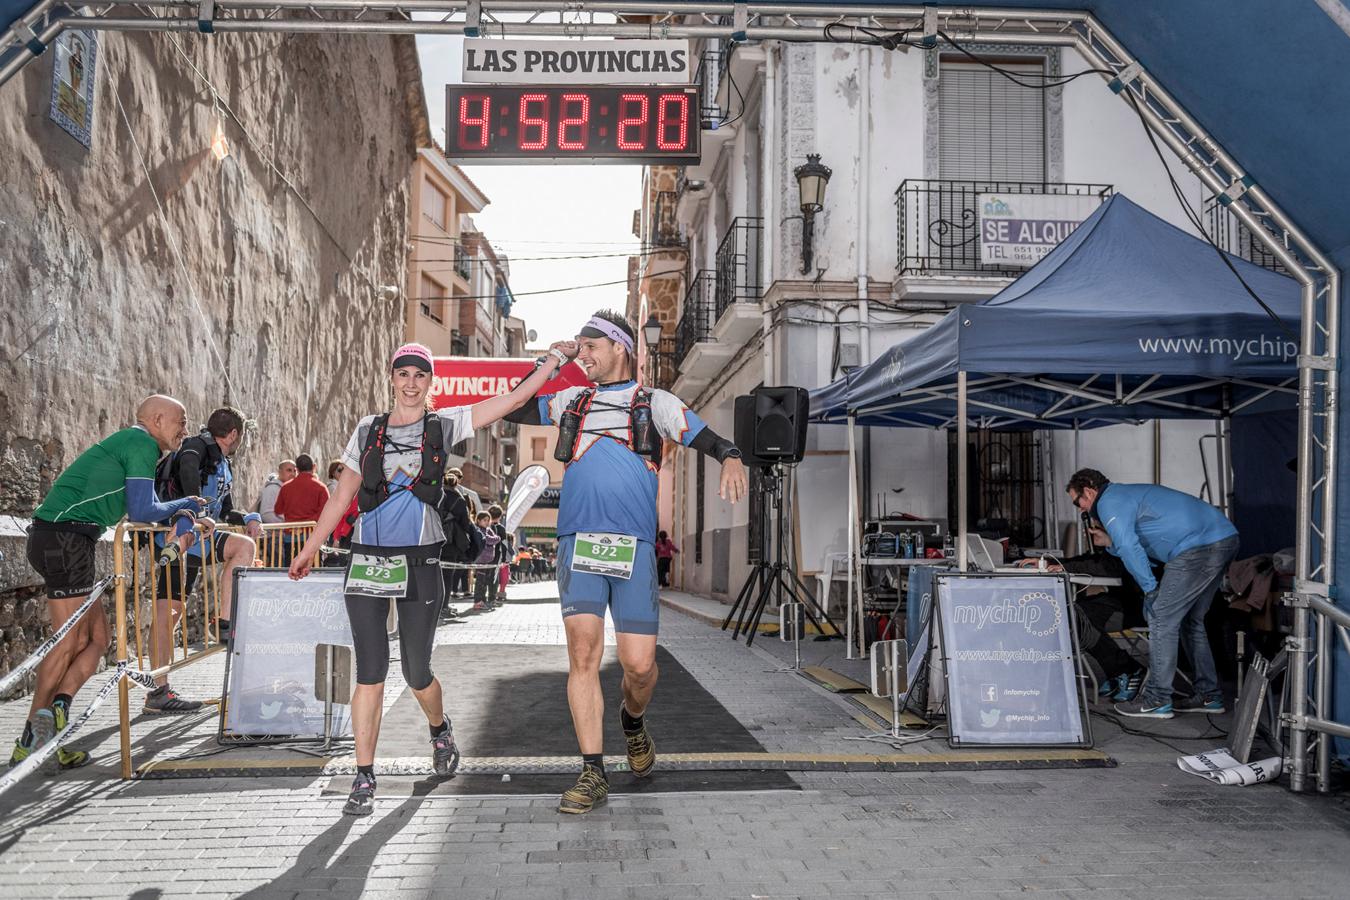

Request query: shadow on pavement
[{"left": 235, "top": 781, "right": 438, "bottom": 899}]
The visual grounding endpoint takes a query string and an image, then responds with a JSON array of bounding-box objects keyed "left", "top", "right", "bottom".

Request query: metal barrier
[{"left": 112, "top": 520, "right": 317, "bottom": 779}]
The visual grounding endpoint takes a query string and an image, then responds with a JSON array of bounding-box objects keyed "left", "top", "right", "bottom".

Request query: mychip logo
[{"left": 951, "top": 591, "right": 1061, "bottom": 637}]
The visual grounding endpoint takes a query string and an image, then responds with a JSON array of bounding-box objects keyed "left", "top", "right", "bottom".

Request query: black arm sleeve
[
  {"left": 689, "top": 427, "right": 740, "bottom": 463},
  {"left": 1060, "top": 552, "right": 1128, "bottom": 579},
  {"left": 505, "top": 400, "right": 544, "bottom": 425},
  {"left": 177, "top": 448, "right": 203, "bottom": 497},
  {"left": 219, "top": 490, "right": 244, "bottom": 526}
]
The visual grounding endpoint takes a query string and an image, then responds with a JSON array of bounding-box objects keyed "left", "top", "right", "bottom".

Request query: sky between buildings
[{"left": 417, "top": 33, "right": 643, "bottom": 348}]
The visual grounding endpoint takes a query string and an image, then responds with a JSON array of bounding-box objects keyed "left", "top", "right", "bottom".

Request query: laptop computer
[{"left": 961, "top": 534, "right": 1005, "bottom": 572}]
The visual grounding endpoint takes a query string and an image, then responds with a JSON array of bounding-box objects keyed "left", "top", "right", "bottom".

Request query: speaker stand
[{"left": 724, "top": 464, "right": 840, "bottom": 648}]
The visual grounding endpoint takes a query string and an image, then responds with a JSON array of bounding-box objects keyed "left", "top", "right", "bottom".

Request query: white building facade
[{"left": 636, "top": 35, "right": 1272, "bottom": 601}]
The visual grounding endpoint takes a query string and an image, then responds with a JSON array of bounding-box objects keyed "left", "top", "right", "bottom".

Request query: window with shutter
[
  {"left": 422, "top": 179, "right": 448, "bottom": 230},
  {"left": 938, "top": 61, "right": 1046, "bottom": 182}
]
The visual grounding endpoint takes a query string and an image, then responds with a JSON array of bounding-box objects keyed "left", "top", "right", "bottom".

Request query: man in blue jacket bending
[{"left": 1065, "top": 468, "right": 1239, "bottom": 720}]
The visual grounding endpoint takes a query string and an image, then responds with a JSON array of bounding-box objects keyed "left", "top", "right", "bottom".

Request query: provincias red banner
[{"left": 429, "top": 356, "right": 593, "bottom": 408}]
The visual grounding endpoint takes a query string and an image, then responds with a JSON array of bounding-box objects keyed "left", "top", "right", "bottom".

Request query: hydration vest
[
  {"left": 357, "top": 413, "right": 446, "bottom": 513},
  {"left": 557, "top": 387, "right": 660, "bottom": 466}
]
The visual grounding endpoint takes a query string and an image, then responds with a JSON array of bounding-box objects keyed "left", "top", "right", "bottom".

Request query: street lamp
[
  {"left": 642, "top": 313, "right": 663, "bottom": 383},
  {"left": 793, "top": 154, "right": 832, "bottom": 275},
  {"left": 642, "top": 313, "right": 663, "bottom": 349}
]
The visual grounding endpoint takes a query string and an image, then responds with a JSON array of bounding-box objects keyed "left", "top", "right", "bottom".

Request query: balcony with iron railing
[
  {"left": 895, "top": 179, "right": 1113, "bottom": 284},
  {"left": 650, "top": 190, "right": 684, "bottom": 249},
  {"left": 714, "top": 216, "right": 763, "bottom": 320},
  {"left": 1202, "top": 194, "right": 1288, "bottom": 275},
  {"left": 675, "top": 269, "right": 736, "bottom": 393},
  {"left": 676, "top": 271, "right": 716, "bottom": 366},
  {"left": 694, "top": 46, "right": 724, "bottom": 127},
  {"left": 649, "top": 339, "right": 678, "bottom": 391},
  {"left": 454, "top": 244, "right": 471, "bottom": 282}
]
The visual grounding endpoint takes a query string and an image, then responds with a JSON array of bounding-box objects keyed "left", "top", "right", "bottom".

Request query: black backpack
[
  {"left": 154, "top": 434, "right": 214, "bottom": 502},
  {"left": 357, "top": 413, "right": 446, "bottom": 513},
  {"left": 438, "top": 487, "right": 474, "bottom": 555}
]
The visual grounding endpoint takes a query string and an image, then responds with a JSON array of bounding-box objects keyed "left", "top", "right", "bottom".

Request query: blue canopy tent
[
  {"left": 812, "top": 193, "right": 1301, "bottom": 431},
  {"left": 810, "top": 192, "right": 1300, "bottom": 678}
]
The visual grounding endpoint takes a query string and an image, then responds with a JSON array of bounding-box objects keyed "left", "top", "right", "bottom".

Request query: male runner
[
  {"left": 11, "top": 395, "right": 205, "bottom": 771},
  {"left": 148, "top": 406, "right": 262, "bottom": 713},
  {"left": 507, "top": 310, "right": 748, "bottom": 813}
]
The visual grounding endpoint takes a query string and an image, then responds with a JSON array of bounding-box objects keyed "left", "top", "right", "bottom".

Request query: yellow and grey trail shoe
[
  {"left": 50, "top": 702, "right": 91, "bottom": 771},
  {"left": 8, "top": 734, "right": 37, "bottom": 770},
  {"left": 622, "top": 713, "right": 656, "bottom": 778},
  {"left": 558, "top": 764, "right": 609, "bottom": 815},
  {"left": 32, "top": 709, "right": 59, "bottom": 775}
]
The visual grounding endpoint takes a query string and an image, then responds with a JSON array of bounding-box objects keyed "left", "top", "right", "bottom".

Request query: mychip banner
[
  {"left": 977, "top": 193, "right": 1103, "bottom": 267},
  {"left": 224, "top": 569, "right": 353, "bottom": 739},
  {"left": 935, "top": 572, "right": 1090, "bottom": 747},
  {"left": 431, "top": 357, "right": 592, "bottom": 408}
]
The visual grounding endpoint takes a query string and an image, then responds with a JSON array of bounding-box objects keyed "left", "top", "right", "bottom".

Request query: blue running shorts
[{"left": 557, "top": 534, "right": 660, "bottom": 635}]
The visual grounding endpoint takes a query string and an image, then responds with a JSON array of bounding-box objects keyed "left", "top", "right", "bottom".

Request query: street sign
[
  {"left": 445, "top": 84, "right": 701, "bottom": 164},
  {"left": 462, "top": 39, "right": 690, "bottom": 85}
]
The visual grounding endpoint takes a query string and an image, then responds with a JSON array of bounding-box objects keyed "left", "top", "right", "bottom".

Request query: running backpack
[
  {"left": 356, "top": 413, "right": 446, "bottom": 513},
  {"left": 154, "top": 434, "right": 216, "bottom": 502}
]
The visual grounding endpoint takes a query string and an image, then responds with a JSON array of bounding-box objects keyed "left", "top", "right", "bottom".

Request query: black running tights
[{"left": 345, "top": 560, "right": 443, "bottom": 689}]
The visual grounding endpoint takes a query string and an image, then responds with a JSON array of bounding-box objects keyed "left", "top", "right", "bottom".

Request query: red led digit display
[
  {"left": 458, "top": 94, "right": 490, "bottom": 149},
  {"left": 445, "top": 84, "right": 700, "bottom": 163},
  {"left": 557, "top": 93, "right": 590, "bottom": 150}
]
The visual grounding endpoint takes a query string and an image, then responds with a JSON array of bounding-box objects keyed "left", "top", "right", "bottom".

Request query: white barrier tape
[
  {"left": 0, "top": 577, "right": 114, "bottom": 698},
  {"left": 0, "top": 661, "right": 156, "bottom": 797},
  {"left": 317, "top": 546, "right": 509, "bottom": 572}
]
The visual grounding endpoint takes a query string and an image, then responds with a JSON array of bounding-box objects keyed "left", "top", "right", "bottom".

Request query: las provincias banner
[{"left": 429, "top": 357, "right": 593, "bottom": 409}]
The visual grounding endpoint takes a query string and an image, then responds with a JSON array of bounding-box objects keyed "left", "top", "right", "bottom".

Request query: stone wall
[{"left": 0, "top": 28, "right": 428, "bottom": 685}]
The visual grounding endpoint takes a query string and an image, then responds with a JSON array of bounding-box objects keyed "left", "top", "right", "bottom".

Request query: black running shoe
[
  {"left": 432, "top": 720, "right": 461, "bottom": 778},
  {"left": 558, "top": 764, "right": 609, "bottom": 815},
  {"left": 142, "top": 687, "right": 204, "bottom": 715},
  {"left": 343, "top": 773, "right": 376, "bottom": 817}
]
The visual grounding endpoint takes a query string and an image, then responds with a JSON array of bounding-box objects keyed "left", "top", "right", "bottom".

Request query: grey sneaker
[
  {"left": 143, "top": 686, "right": 204, "bottom": 715},
  {"left": 343, "top": 773, "right": 376, "bottom": 817},
  {"left": 432, "top": 719, "right": 461, "bottom": 778},
  {"left": 1175, "top": 696, "right": 1226, "bottom": 714},
  {"left": 1115, "top": 698, "right": 1174, "bottom": 719}
]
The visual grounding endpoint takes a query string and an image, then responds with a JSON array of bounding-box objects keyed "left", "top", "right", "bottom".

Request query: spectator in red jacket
[{"left": 275, "top": 454, "right": 331, "bottom": 523}]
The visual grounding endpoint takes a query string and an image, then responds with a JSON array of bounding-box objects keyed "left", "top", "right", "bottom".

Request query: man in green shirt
[{"left": 12, "top": 395, "right": 204, "bottom": 773}]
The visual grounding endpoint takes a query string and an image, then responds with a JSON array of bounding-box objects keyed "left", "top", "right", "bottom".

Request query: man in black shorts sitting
[{"left": 148, "top": 406, "right": 262, "bottom": 713}]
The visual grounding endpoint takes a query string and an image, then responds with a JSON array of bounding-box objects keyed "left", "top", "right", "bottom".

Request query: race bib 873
[{"left": 346, "top": 553, "right": 409, "bottom": 598}]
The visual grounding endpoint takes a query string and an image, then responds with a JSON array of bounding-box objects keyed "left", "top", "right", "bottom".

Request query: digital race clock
[{"left": 445, "top": 84, "right": 701, "bottom": 164}]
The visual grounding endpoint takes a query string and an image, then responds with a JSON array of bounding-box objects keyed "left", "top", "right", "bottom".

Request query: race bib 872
[{"left": 571, "top": 533, "right": 636, "bottom": 580}]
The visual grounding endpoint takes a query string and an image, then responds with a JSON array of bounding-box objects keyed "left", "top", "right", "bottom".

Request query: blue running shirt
[
  {"left": 540, "top": 382, "right": 706, "bottom": 541},
  {"left": 339, "top": 407, "right": 474, "bottom": 548}
]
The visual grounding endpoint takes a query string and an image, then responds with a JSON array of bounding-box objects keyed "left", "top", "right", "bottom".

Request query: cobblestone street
[{"left": 1, "top": 582, "right": 1348, "bottom": 899}]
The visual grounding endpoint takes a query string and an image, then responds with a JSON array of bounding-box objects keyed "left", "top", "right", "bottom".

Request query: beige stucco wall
[{"left": 0, "top": 30, "right": 424, "bottom": 515}]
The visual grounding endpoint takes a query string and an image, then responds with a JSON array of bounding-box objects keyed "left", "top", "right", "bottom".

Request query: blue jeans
[{"left": 1141, "top": 534, "right": 1240, "bottom": 706}]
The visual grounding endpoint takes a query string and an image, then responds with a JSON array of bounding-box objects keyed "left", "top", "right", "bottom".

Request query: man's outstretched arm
[{"left": 688, "top": 427, "right": 748, "bottom": 503}]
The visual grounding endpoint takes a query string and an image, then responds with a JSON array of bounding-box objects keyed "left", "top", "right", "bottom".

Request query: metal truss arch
[{"left": 0, "top": 1, "right": 1341, "bottom": 791}]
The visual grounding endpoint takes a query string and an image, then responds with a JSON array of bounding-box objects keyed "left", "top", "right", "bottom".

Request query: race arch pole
[
  {"left": 957, "top": 371, "right": 968, "bottom": 574},
  {"left": 846, "top": 413, "right": 859, "bottom": 659}
]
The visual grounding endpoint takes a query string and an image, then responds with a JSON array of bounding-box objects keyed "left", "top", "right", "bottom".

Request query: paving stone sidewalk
[{"left": 1, "top": 581, "right": 1348, "bottom": 899}]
